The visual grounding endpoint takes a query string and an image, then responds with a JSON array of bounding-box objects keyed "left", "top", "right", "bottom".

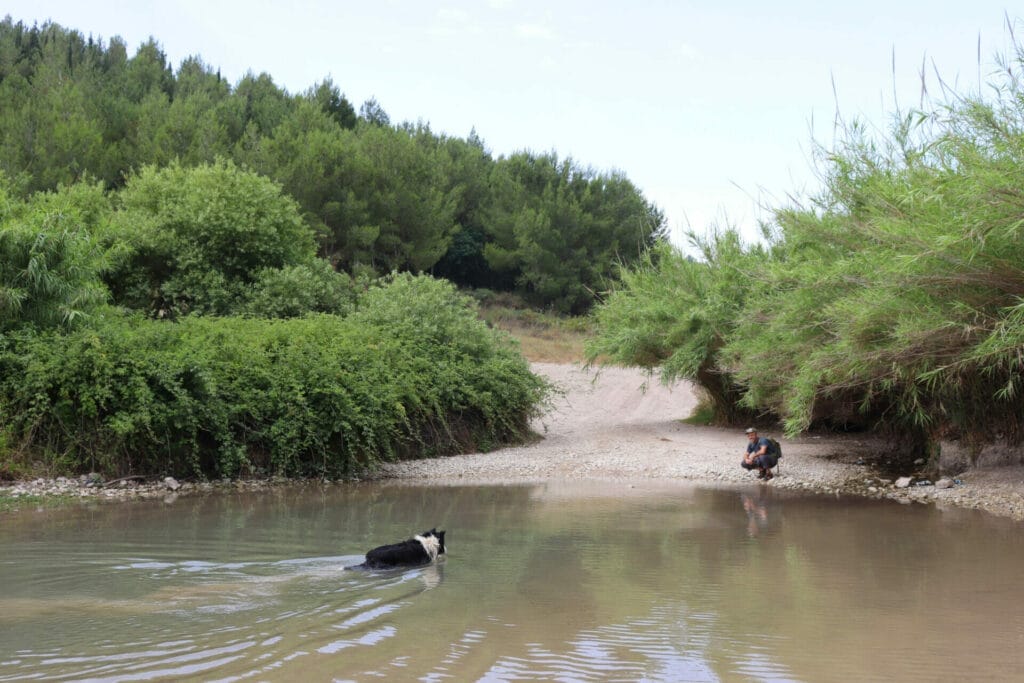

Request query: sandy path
[
  {"left": 381, "top": 363, "right": 1024, "bottom": 521},
  {"left": 382, "top": 363, "right": 868, "bottom": 487}
]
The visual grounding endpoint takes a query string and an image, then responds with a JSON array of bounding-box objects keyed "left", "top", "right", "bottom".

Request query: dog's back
[
  {"left": 347, "top": 528, "right": 446, "bottom": 570},
  {"left": 364, "top": 538, "right": 432, "bottom": 568}
]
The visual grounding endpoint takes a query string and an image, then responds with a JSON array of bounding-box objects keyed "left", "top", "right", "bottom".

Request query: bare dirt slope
[{"left": 382, "top": 363, "right": 1024, "bottom": 521}]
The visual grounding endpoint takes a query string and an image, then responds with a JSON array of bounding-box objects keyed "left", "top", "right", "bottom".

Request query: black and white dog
[{"left": 346, "top": 528, "right": 447, "bottom": 570}]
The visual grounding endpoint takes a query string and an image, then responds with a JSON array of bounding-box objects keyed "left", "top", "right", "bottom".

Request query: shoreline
[{"left": 4, "top": 363, "right": 1024, "bottom": 521}]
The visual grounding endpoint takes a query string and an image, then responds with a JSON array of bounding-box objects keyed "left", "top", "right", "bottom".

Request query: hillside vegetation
[
  {"left": 0, "top": 162, "right": 548, "bottom": 480},
  {"left": 0, "top": 17, "right": 663, "bottom": 315},
  {"left": 0, "top": 16, "right": 675, "bottom": 479}
]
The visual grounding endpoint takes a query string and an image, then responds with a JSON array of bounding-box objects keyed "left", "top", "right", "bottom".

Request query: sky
[{"left": 4, "top": 2, "right": 1020, "bottom": 247}]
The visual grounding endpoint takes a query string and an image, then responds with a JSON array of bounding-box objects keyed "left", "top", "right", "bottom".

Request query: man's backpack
[{"left": 768, "top": 437, "right": 782, "bottom": 473}]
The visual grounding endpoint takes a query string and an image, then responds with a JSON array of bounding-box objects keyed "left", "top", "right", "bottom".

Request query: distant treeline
[
  {"left": 588, "top": 30, "right": 1024, "bottom": 468},
  {"left": 0, "top": 17, "right": 664, "bottom": 314}
]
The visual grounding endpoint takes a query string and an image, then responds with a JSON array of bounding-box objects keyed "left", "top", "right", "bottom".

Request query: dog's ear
[{"left": 438, "top": 530, "right": 446, "bottom": 552}]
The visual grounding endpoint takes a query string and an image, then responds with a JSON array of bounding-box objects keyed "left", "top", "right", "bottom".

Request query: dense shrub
[
  {"left": 591, "top": 35, "right": 1024, "bottom": 462},
  {"left": 0, "top": 275, "right": 549, "bottom": 478},
  {"left": 727, "top": 100, "right": 1024, "bottom": 451},
  {"left": 104, "top": 159, "right": 318, "bottom": 317},
  {"left": 240, "top": 260, "right": 358, "bottom": 318}
]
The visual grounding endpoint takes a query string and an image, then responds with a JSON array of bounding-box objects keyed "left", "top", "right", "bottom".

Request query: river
[{"left": 1, "top": 481, "right": 1022, "bottom": 681}]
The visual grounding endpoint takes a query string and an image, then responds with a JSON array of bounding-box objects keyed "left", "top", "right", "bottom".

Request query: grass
[{"left": 478, "top": 302, "right": 594, "bottom": 363}]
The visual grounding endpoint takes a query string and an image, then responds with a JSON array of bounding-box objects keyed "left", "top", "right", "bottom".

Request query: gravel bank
[
  {"left": 5, "top": 363, "right": 1024, "bottom": 521},
  {"left": 379, "top": 363, "right": 1024, "bottom": 522}
]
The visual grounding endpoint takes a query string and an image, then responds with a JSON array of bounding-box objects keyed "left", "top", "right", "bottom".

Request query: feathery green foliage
[
  {"left": 727, "top": 62, "right": 1024, "bottom": 450},
  {"left": 587, "top": 235, "right": 761, "bottom": 423},
  {"left": 0, "top": 179, "right": 109, "bottom": 332},
  {"left": 592, "top": 28, "right": 1024, "bottom": 459}
]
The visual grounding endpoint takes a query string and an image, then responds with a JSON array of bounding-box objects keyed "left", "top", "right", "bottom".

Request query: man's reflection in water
[{"left": 741, "top": 492, "right": 769, "bottom": 537}]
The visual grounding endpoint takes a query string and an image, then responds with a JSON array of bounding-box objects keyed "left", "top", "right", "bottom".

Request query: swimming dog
[{"left": 346, "top": 528, "right": 446, "bottom": 570}]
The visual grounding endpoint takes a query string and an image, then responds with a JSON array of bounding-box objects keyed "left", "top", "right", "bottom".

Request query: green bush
[
  {"left": 0, "top": 275, "right": 549, "bottom": 478},
  {"left": 104, "top": 159, "right": 318, "bottom": 317},
  {"left": 240, "top": 260, "right": 358, "bottom": 318}
]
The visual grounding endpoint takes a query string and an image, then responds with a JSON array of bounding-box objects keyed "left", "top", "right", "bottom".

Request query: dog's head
[{"left": 419, "top": 527, "right": 446, "bottom": 557}]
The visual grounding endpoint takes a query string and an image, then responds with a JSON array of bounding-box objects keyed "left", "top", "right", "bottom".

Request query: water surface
[{"left": 1, "top": 481, "right": 1022, "bottom": 681}]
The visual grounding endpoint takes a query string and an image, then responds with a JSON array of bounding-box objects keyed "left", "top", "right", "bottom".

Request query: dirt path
[{"left": 382, "top": 363, "right": 1024, "bottom": 521}]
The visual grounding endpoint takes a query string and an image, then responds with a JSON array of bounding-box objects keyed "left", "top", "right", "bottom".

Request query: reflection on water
[
  {"left": 1, "top": 480, "right": 1022, "bottom": 681},
  {"left": 741, "top": 492, "right": 770, "bottom": 537}
]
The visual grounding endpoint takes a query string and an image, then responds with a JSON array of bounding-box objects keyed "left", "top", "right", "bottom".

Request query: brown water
[{"left": 1, "top": 481, "right": 1022, "bottom": 682}]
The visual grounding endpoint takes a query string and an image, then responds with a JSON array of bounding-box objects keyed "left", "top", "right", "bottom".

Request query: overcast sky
[{"left": 5, "top": 2, "right": 1019, "bottom": 245}]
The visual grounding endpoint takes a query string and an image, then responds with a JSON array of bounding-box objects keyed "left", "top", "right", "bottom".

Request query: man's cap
[{"left": 744, "top": 427, "right": 757, "bottom": 434}]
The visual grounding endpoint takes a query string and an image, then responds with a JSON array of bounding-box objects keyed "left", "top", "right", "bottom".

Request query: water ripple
[{"left": 4, "top": 482, "right": 1024, "bottom": 681}]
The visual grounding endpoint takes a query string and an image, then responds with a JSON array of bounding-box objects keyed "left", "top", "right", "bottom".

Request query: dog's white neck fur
[{"left": 415, "top": 534, "right": 441, "bottom": 561}]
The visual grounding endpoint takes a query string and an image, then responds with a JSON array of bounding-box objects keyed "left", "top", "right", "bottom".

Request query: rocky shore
[
  {"left": 5, "top": 363, "right": 1024, "bottom": 521},
  {"left": 0, "top": 474, "right": 304, "bottom": 509}
]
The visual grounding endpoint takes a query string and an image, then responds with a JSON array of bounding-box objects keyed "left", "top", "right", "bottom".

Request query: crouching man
[{"left": 741, "top": 427, "right": 779, "bottom": 481}]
